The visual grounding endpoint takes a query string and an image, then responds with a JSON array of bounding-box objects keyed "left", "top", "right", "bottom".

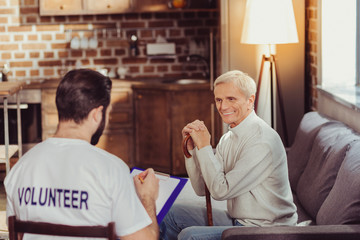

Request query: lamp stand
[{"left": 254, "top": 54, "right": 289, "bottom": 147}]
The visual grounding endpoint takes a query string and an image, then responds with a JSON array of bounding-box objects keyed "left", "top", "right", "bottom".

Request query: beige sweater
[{"left": 185, "top": 111, "right": 298, "bottom": 227}]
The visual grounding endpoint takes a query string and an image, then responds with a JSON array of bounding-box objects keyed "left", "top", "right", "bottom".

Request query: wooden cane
[{"left": 182, "top": 134, "right": 213, "bottom": 226}]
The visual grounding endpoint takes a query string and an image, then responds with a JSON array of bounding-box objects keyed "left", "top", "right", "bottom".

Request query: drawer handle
[
  {"left": 60, "top": 5, "right": 64, "bottom": 10},
  {"left": 107, "top": 4, "right": 111, "bottom": 8},
  {"left": 137, "top": 94, "right": 142, "bottom": 100}
]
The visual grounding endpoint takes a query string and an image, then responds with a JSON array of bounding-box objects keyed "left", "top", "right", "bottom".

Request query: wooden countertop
[
  {"left": 22, "top": 78, "right": 211, "bottom": 91},
  {"left": 0, "top": 81, "right": 26, "bottom": 96}
]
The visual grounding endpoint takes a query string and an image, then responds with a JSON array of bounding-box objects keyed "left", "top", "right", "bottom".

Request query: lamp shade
[{"left": 241, "top": 0, "right": 299, "bottom": 44}]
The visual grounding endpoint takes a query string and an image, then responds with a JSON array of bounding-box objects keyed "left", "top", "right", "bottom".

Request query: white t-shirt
[{"left": 5, "top": 138, "right": 152, "bottom": 239}]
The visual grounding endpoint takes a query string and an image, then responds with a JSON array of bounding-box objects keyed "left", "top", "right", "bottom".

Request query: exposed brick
[
  {"left": 37, "top": 25, "right": 60, "bottom": 31},
  {"left": 8, "top": 26, "right": 32, "bottom": 32},
  {"left": 0, "top": 8, "right": 15, "bottom": 14},
  {"left": 128, "top": 66, "right": 139, "bottom": 73},
  {"left": 94, "top": 58, "right": 118, "bottom": 65},
  {"left": 178, "top": 20, "right": 203, "bottom": 27},
  {"left": 144, "top": 66, "right": 154, "bottom": 73},
  {"left": 27, "top": 35, "right": 38, "bottom": 41},
  {"left": 1, "top": 53, "right": 11, "bottom": 59},
  {"left": 81, "top": 59, "right": 90, "bottom": 65},
  {"left": 38, "top": 60, "right": 62, "bottom": 67},
  {"left": 26, "top": 16, "right": 38, "bottom": 23},
  {"left": 30, "top": 52, "right": 40, "bottom": 58},
  {"left": 121, "top": 21, "right": 146, "bottom": 29},
  {"left": 140, "top": 30, "right": 153, "bottom": 38},
  {"left": 71, "top": 50, "right": 83, "bottom": 58},
  {"left": 149, "top": 58, "right": 175, "bottom": 63},
  {"left": 54, "top": 16, "right": 66, "bottom": 22},
  {"left": 20, "top": 7, "right": 38, "bottom": 14},
  {"left": 83, "top": 15, "right": 94, "bottom": 21},
  {"left": 58, "top": 51, "right": 69, "bottom": 58},
  {"left": 169, "top": 29, "right": 181, "bottom": 37},
  {"left": 155, "top": 30, "right": 166, "bottom": 37},
  {"left": 69, "top": 16, "right": 80, "bottom": 22},
  {"left": 0, "top": 0, "right": 6, "bottom": 6},
  {"left": 22, "top": 43, "right": 47, "bottom": 50},
  {"left": 100, "top": 49, "right": 112, "bottom": 56},
  {"left": 0, "top": 35, "right": 10, "bottom": 41},
  {"left": 30, "top": 69, "right": 39, "bottom": 76},
  {"left": 0, "top": 17, "right": 7, "bottom": 24},
  {"left": 140, "top": 13, "right": 152, "bottom": 20},
  {"left": 10, "top": 61, "right": 32, "bottom": 67},
  {"left": 86, "top": 50, "right": 97, "bottom": 57},
  {"left": 122, "top": 57, "right": 147, "bottom": 64},
  {"left": 14, "top": 53, "right": 25, "bottom": 59},
  {"left": 10, "top": 0, "right": 19, "bottom": 6},
  {"left": 148, "top": 20, "right": 173, "bottom": 28},
  {"left": 0, "top": 44, "right": 18, "bottom": 50},
  {"left": 44, "top": 52, "right": 54, "bottom": 58},
  {"left": 40, "top": 16, "right": 52, "bottom": 23},
  {"left": 56, "top": 33, "right": 66, "bottom": 40},
  {"left": 24, "top": 0, "right": 36, "bottom": 5},
  {"left": 183, "top": 12, "right": 196, "bottom": 18},
  {"left": 115, "top": 49, "right": 126, "bottom": 56},
  {"left": 106, "top": 39, "right": 128, "bottom": 48},
  {"left": 44, "top": 69, "right": 54, "bottom": 76},
  {"left": 51, "top": 43, "right": 67, "bottom": 49},
  {"left": 42, "top": 34, "right": 52, "bottom": 41},
  {"left": 0, "top": 26, "right": 5, "bottom": 32},
  {"left": 124, "top": 13, "right": 139, "bottom": 20},
  {"left": 157, "top": 65, "right": 168, "bottom": 72},
  {"left": 154, "top": 12, "right": 168, "bottom": 19},
  {"left": 15, "top": 70, "right": 26, "bottom": 77}
]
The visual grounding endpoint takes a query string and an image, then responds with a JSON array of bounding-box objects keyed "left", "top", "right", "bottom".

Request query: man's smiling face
[{"left": 214, "top": 81, "right": 254, "bottom": 128}]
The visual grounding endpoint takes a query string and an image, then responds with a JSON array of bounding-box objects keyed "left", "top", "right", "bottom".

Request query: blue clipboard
[{"left": 131, "top": 167, "right": 188, "bottom": 223}]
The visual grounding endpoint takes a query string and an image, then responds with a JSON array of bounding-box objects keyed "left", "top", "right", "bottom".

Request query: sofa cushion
[
  {"left": 296, "top": 122, "right": 358, "bottom": 220},
  {"left": 287, "top": 112, "right": 330, "bottom": 192},
  {"left": 316, "top": 140, "right": 360, "bottom": 224}
]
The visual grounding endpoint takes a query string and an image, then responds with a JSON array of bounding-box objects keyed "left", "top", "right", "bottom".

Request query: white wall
[{"left": 220, "top": 0, "right": 305, "bottom": 146}]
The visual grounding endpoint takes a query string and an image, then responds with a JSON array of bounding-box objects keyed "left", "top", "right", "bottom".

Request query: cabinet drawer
[
  {"left": 85, "top": 0, "right": 130, "bottom": 13},
  {"left": 40, "top": 0, "right": 83, "bottom": 15}
]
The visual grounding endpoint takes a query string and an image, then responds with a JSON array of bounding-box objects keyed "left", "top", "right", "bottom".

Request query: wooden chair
[{"left": 8, "top": 216, "right": 116, "bottom": 240}]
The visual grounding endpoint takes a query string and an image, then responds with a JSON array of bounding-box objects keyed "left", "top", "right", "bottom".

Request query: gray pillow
[
  {"left": 287, "top": 112, "right": 330, "bottom": 192},
  {"left": 316, "top": 140, "right": 360, "bottom": 224},
  {"left": 296, "top": 122, "right": 358, "bottom": 220}
]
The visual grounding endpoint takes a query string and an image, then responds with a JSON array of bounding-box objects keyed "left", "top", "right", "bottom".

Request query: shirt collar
[{"left": 228, "top": 110, "right": 256, "bottom": 135}]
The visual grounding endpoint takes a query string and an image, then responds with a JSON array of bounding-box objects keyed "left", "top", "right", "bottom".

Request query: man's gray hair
[{"left": 214, "top": 70, "right": 257, "bottom": 98}]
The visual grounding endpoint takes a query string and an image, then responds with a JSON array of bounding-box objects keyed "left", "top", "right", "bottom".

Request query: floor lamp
[{"left": 240, "top": 0, "right": 299, "bottom": 147}]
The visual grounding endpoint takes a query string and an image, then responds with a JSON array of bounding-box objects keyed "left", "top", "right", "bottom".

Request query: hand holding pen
[{"left": 133, "top": 168, "right": 159, "bottom": 202}]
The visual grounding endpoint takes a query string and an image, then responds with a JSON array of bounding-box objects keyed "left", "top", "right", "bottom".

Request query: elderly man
[
  {"left": 5, "top": 69, "right": 159, "bottom": 240},
  {"left": 160, "top": 70, "right": 297, "bottom": 240}
]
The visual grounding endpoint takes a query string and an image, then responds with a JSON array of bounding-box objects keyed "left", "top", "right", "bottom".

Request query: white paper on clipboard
[{"left": 130, "top": 168, "right": 188, "bottom": 223}]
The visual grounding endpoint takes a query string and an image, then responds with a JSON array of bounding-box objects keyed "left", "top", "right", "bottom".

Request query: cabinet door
[
  {"left": 39, "top": 0, "right": 83, "bottom": 16},
  {"left": 85, "top": 0, "right": 131, "bottom": 14},
  {"left": 41, "top": 89, "right": 58, "bottom": 140},
  {"left": 97, "top": 129, "right": 133, "bottom": 166},
  {"left": 171, "top": 89, "right": 215, "bottom": 175},
  {"left": 134, "top": 89, "right": 171, "bottom": 173}
]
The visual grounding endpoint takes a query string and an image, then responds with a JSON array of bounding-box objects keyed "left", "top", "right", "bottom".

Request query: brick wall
[
  {"left": 0, "top": 0, "right": 219, "bottom": 81},
  {"left": 305, "top": 0, "right": 318, "bottom": 111}
]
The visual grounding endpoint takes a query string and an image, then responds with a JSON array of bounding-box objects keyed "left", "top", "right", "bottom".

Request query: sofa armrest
[{"left": 221, "top": 225, "right": 360, "bottom": 240}]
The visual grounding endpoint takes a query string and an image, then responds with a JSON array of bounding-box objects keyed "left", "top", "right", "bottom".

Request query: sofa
[{"left": 222, "top": 111, "right": 360, "bottom": 240}]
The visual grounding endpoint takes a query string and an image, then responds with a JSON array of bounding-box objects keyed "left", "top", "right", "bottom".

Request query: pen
[{"left": 138, "top": 176, "right": 144, "bottom": 184}]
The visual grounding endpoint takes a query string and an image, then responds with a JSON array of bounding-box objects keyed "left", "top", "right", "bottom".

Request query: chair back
[{"left": 8, "top": 216, "right": 116, "bottom": 240}]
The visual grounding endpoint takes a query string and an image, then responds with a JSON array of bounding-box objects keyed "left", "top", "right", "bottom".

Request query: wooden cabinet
[
  {"left": 39, "top": 0, "right": 131, "bottom": 16},
  {"left": 39, "top": 0, "right": 217, "bottom": 15},
  {"left": 133, "top": 83, "right": 221, "bottom": 176},
  {"left": 40, "top": 80, "right": 135, "bottom": 167}
]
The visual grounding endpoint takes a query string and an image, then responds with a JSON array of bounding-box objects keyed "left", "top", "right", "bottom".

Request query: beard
[{"left": 90, "top": 113, "right": 106, "bottom": 146}]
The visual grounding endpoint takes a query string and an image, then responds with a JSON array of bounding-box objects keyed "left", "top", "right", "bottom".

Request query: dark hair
[{"left": 56, "top": 69, "right": 112, "bottom": 124}]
